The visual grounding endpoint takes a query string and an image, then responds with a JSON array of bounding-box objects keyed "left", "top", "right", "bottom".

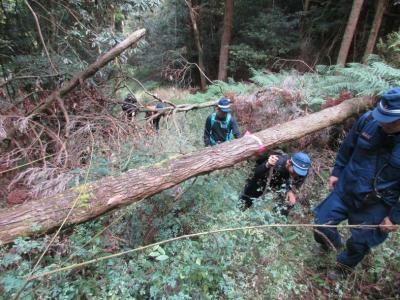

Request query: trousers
[{"left": 314, "top": 191, "right": 389, "bottom": 268}]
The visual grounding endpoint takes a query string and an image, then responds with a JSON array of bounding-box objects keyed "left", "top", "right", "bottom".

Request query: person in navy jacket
[{"left": 314, "top": 87, "right": 400, "bottom": 274}]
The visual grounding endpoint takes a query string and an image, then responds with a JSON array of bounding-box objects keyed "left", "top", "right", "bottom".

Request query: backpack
[{"left": 209, "top": 112, "right": 233, "bottom": 145}]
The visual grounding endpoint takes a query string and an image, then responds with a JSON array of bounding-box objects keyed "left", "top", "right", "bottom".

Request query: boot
[{"left": 327, "top": 262, "right": 353, "bottom": 281}]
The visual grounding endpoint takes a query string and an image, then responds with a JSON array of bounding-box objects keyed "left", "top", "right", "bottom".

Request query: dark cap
[{"left": 372, "top": 87, "right": 400, "bottom": 123}]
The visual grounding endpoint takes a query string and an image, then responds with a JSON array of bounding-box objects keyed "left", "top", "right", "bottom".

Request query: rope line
[
  {"left": 63, "top": 197, "right": 147, "bottom": 264},
  {"left": 26, "top": 222, "right": 396, "bottom": 281},
  {"left": 0, "top": 153, "right": 57, "bottom": 175}
]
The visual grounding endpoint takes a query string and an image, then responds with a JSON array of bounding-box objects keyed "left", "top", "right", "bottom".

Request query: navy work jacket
[{"left": 332, "top": 112, "right": 400, "bottom": 223}]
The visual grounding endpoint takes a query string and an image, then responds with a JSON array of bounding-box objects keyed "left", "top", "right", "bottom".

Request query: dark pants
[
  {"left": 240, "top": 177, "right": 292, "bottom": 215},
  {"left": 153, "top": 116, "right": 161, "bottom": 130},
  {"left": 314, "top": 192, "right": 389, "bottom": 268}
]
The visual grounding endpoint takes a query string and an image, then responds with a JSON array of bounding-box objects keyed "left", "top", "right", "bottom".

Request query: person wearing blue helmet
[
  {"left": 204, "top": 98, "right": 241, "bottom": 146},
  {"left": 314, "top": 87, "right": 400, "bottom": 279},
  {"left": 239, "top": 150, "right": 311, "bottom": 215}
]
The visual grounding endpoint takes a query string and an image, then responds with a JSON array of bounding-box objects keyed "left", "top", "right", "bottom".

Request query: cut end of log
[{"left": 107, "top": 195, "right": 124, "bottom": 206}]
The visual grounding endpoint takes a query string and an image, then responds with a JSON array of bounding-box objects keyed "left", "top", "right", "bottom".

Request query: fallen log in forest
[
  {"left": 4, "top": 28, "right": 146, "bottom": 142},
  {"left": 0, "top": 96, "right": 374, "bottom": 245}
]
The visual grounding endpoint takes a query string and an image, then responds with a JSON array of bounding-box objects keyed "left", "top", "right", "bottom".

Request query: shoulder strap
[
  {"left": 225, "top": 114, "right": 234, "bottom": 141},
  {"left": 353, "top": 112, "right": 373, "bottom": 145},
  {"left": 226, "top": 113, "right": 231, "bottom": 125},
  {"left": 210, "top": 112, "right": 216, "bottom": 129},
  {"left": 356, "top": 112, "right": 373, "bottom": 135}
]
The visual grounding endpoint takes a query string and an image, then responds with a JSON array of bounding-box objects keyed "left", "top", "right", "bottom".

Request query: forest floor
[{"left": 1, "top": 85, "right": 399, "bottom": 299}]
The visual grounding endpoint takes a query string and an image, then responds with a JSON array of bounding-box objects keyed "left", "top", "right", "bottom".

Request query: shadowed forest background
[{"left": 0, "top": 0, "right": 400, "bottom": 298}]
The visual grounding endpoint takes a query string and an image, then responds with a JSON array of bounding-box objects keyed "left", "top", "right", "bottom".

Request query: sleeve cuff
[
  {"left": 389, "top": 211, "right": 400, "bottom": 225},
  {"left": 331, "top": 167, "right": 343, "bottom": 178}
]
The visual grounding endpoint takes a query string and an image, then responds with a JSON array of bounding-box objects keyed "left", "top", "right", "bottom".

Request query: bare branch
[{"left": 24, "top": 0, "right": 58, "bottom": 75}]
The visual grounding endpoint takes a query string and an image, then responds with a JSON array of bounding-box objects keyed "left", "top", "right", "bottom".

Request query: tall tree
[
  {"left": 336, "top": 0, "right": 364, "bottom": 65},
  {"left": 217, "top": 0, "right": 234, "bottom": 81},
  {"left": 185, "top": 0, "right": 207, "bottom": 90},
  {"left": 363, "top": 0, "right": 388, "bottom": 63}
]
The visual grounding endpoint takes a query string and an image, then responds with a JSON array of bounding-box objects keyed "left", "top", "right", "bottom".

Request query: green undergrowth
[
  {"left": 1, "top": 63, "right": 400, "bottom": 298},
  {"left": 1, "top": 163, "right": 400, "bottom": 299}
]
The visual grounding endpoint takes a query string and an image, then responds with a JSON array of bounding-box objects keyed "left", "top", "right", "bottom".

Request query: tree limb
[{"left": 4, "top": 28, "right": 146, "bottom": 141}]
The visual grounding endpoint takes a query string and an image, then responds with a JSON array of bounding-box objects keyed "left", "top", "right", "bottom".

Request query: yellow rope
[
  {"left": 63, "top": 197, "right": 147, "bottom": 264},
  {"left": 0, "top": 153, "right": 57, "bottom": 175},
  {"left": 26, "top": 222, "right": 396, "bottom": 281}
]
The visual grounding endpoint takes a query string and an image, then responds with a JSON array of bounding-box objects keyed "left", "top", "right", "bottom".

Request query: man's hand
[
  {"left": 266, "top": 155, "right": 279, "bottom": 168},
  {"left": 328, "top": 176, "right": 339, "bottom": 191},
  {"left": 379, "top": 217, "right": 398, "bottom": 233},
  {"left": 286, "top": 190, "right": 297, "bottom": 206}
]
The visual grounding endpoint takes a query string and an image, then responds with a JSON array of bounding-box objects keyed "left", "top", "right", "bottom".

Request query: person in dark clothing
[
  {"left": 313, "top": 87, "right": 400, "bottom": 278},
  {"left": 204, "top": 98, "right": 241, "bottom": 146},
  {"left": 240, "top": 151, "right": 311, "bottom": 215},
  {"left": 153, "top": 102, "right": 165, "bottom": 130},
  {"left": 122, "top": 94, "right": 138, "bottom": 120},
  {"left": 144, "top": 102, "right": 165, "bottom": 130}
]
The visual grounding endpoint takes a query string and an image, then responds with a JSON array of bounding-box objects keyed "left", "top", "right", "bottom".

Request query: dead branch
[
  {"left": 0, "top": 75, "right": 60, "bottom": 88},
  {"left": 122, "top": 74, "right": 176, "bottom": 108},
  {"left": 4, "top": 28, "right": 146, "bottom": 142}
]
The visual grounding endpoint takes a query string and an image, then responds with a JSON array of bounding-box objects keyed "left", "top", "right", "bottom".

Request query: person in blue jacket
[
  {"left": 203, "top": 98, "right": 241, "bottom": 146},
  {"left": 314, "top": 87, "right": 400, "bottom": 276}
]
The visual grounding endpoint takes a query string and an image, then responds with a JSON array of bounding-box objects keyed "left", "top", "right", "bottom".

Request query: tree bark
[
  {"left": 363, "top": 0, "right": 388, "bottom": 63},
  {"left": 298, "top": 0, "right": 313, "bottom": 71},
  {"left": 0, "top": 96, "right": 375, "bottom": 245},
  {"left": 217, "top": 0, "right": 234, "bottom": 81},
  {"left": 185, "top": 0, "right": 207, "bottom": 90},
  {"left": 336, "top": 0, "right": 364, "bottom": 65},
  {"left": 304, "top": 0, "right": 311, "bottom": 12}
]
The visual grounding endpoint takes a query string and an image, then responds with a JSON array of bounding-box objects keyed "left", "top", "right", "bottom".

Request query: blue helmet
[
  {"left": 217, "top": 98, "right": 231, "bottom": 112},
  {"left": 291, "top": 152, "right": 311, "bottom": 177},
  {"left": 372, "top": 87, "right": 400, "bottom": 123}
]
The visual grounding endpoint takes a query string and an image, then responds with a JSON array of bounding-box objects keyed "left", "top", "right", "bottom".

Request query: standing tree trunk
[
  {"left": 185, "top": 0, "right": 207, "bottom": 91},
  {"left": 217, "top": 0, "right": 234, "bottom": 81},
  {"left": 0, "top": 96, "right": 375, "bottom": 245},
  {"left": 298, "top": 0, "right": 313, "bottom": 71},
  {"left": 49, "top": 0, "right": 58, "bottom": 52},
  {"left": 363, "top": 0, "right": 388, "bottom": 63},
  {"left": 336, "top": 0, "right": 364, "bottom": 65}
]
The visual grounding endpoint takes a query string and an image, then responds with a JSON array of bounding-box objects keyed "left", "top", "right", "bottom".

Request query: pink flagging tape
[{"left": 244, "top": 131, "right": 266, "bottom": 155}]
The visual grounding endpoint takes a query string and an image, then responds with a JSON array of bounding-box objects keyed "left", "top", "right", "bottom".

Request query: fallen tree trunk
[
  {"left": 0, "top": 96, "right": 374, "bottom": 245},
  {"left": 4, "top": 29, "right": 146, "bottom": 141},
  {"left": 30, "top": 28, "right": 146, "bottom": 116}
]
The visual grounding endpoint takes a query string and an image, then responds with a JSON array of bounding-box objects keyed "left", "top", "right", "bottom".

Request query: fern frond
[
  {"left": 250, "top": 69, "right": 285, "bottom": 87},
  {"left": 370, "top": 62, "right": 400, "bottom": 82}
]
